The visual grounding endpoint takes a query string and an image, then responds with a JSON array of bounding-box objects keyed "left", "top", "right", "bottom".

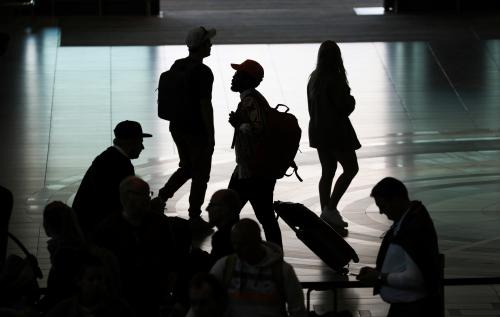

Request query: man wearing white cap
[{"left": 159, "top": 26, "right": 216, "bottom": 233}]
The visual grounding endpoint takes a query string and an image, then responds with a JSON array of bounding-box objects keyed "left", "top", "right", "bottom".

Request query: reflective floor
[{"left": 1, "top": 26, "right": 500, "bottom": 316}]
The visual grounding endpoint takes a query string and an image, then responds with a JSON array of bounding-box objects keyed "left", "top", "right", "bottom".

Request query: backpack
[
  {"left": 157, "top": 62, "right": 197, "bottom": 122},
  {"left": 255, "top": 104, "right": 303, "bottom": 181},
  {"left": 222, "top": 254, "right": 286, "bottom": 314}
]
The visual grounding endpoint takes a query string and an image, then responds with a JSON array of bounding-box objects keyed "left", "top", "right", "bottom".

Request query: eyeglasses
[{"left": 127, "top": 190, "right": 154, "bottom": 198}]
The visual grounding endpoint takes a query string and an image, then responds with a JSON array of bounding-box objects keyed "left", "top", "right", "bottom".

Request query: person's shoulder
[
  {"left": 197, "top": 63, "right": 214, "bottom": 80},
  {"left": 95, "top": 147, "right": 122, "bottom": 162}
]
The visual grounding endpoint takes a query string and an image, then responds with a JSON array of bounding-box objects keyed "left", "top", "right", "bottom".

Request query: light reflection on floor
[{"left": 2, "top": 27, "right": 500, "bottom": 316}]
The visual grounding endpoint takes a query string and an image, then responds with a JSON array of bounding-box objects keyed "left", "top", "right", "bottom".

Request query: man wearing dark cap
[
  {"left": 72, "top": 120, "right": 153, "bottom": 236},
  {"left": 227, "top": 60, "right": 283, "bottom": 248},
  {"left": 158, "top": 26, "right": 216, "bottom": 233}
]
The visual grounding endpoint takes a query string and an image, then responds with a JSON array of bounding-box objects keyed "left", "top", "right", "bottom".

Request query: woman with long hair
[{"left": 307, "top": 40, "right": 361, "bottom": 230}]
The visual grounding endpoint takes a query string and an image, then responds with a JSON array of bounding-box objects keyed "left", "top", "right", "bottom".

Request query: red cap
[{"left": 231, "top": 59, "right": 264, "bottom": 81}]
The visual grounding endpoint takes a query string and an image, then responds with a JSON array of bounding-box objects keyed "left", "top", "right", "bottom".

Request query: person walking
[
  {"left": 158, "top": 26, "right": 216, "bottom": 233},
  {"left": 227, "top": 59, "right": 283, "bottom": 248}
]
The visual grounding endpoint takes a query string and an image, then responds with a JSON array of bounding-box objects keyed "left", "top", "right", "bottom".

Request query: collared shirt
[
  {"left": 234, "top": 88, "right": 267, "bottom": 179},
  {"left": 379, "top": 210, "right": 427, "bottom": 303}
]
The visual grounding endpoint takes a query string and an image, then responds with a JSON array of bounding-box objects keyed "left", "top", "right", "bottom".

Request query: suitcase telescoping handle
[{"left": 275, "top": 104, "right": 289, "bottom": 113}]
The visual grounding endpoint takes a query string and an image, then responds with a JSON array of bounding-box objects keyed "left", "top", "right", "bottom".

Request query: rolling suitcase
[{"left": 274, "top": 201, "right": 359, "bottom": 273}]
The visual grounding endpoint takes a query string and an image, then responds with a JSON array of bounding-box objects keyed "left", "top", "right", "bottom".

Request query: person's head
[
  {"left": 189, "top": 273, "right": 227, "bottom": 317},
  {"left": 370, "top": 177, "right": 410, "bottom": 221},
  {"left": 231, "top": 218, "right": 265, "bottom": 264},
  {"left": 43, "top": 201, "right": 85, "bottom": 244},
  {"left": 186, "top": 26, "right": 216, "bottom": 59},
  {"left": 316, "top": 40, "right": 345, "bottom": 74},
  {"left": 230, "top": 60, "right": 264, "bottom": 92},
  {"left": 113, "top": 120, "right": 152, "bottom": 159},
  {"left": 311, "top": 40, "right": 348, "bottom": 91},
  {"left": 206, "top": 189, "right": 241, "bottom": 228},
  {"left": 76, "top": 254, "right": 109, "bottom": 306},
  {"left": 119, "top": 176, "right": 151, "bottom": 225}
]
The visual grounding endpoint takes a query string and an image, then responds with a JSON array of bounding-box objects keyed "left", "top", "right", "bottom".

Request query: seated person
[
  {"left": 39, "top": 201, "right": 87, "bottom": 313},
  {"left": 46, "top": 253, "right": 133, "bottom": 317},
  {"left": 210, "top": 219, "right": 306, "bottom": 317},
  {"left": 93, "top": 176, "right": 180, "bottom": 317},
  {"left": 207, "top": 189, "right": 241, "bottom": 262},
  {"left": 186, "top": 273, "right": 227, "bottom": 317}
]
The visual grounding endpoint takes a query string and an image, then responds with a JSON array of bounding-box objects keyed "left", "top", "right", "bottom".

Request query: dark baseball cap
[{"left": 114, "top": 120, "right": 152, "bottom": 139}]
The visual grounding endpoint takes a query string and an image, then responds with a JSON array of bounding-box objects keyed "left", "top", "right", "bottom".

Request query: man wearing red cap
[{"left": 227, "top": 60, "right": 283, "bottom": 248}]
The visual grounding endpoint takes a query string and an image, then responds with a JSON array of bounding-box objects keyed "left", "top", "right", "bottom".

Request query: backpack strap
[
  {"left": 284, "top": 161, "right": 303, "bottom": 182},
  {"left": 8, "top": 232, "right": 43, "bottom": 279},
  {"left": 270, "top": 260, "right": 287, "bottom": 317},
  {"left": 222, "top": 254, "right": 238, "bottom": 287}
]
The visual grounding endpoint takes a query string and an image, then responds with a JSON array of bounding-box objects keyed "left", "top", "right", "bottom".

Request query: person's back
[
  {"left": 167, "top": 57, "right": 214, "bottom": 136},
  {"left": 72, "top": 121, "right": 152, "bottom": 235},
  {"left": 72, "top": 146, "right": 134, "bottom": 233}
]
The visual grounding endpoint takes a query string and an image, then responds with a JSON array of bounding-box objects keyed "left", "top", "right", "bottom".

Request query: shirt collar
[
  {"left": 392, "top": 207, "right": 411, "bottom": 236},
  {"left": 240, "top": 88, "right": 254, "bottom": 100}
]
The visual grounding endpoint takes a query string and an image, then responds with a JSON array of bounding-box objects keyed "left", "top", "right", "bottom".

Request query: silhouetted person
[
  {"left": 0, "top": 185, "right": 13, "bottom": 268},
  {"left": 39, "top": 201, "right": 87, "bottom": 314},
  {"left": 211, "top": 219, "right": 306, "bottom": 317},
  {"left": 186, "top": 273, "right": 227, "bottom": 317},
  {"left": 72, "top": 120, "right": 152, "bottom": 236},
  {"left": 158, "top": 26, "right": 217, "bottom": 233},
  {"left": 94, "top": 176, "right": 179, "bottom": 317},
  {"left": 207, "top": 189, "right": 241, "bottom": 262},
  {"left": 307, "top": 40, "right": 360, "bottom": 229},
  {"left": 46, "top": 253, "right": 133, "bottom": 317},
  {"left": 357, "top": 177, "right": 440, "bottom": 317},
  {"left": 228, "top": 59, "right": 283, "bottom": 248}
]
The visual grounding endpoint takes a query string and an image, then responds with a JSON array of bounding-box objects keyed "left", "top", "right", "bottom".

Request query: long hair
[{"left": 309, "top": 40, "right": 349, "bottom": 98}]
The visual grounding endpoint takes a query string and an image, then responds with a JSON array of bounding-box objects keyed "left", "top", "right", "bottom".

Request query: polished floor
[{"left": 1, "top": 19, "right": 500, "bottom": 316}]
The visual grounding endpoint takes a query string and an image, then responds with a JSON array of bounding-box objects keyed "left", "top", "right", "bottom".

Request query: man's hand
[
  {"left": 150, "top": 197, "right": 166, "bottom": 214},
  {"left": 228, "top": 111, "right": 240, "bottom": 127},
  {"left": 356, "top": 266, "right": 380, "bottom": 283}
]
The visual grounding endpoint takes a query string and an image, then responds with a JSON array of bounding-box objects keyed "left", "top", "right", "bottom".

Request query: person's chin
[{"left": 230, "top": 85, "right": 237, "bottom": 92}]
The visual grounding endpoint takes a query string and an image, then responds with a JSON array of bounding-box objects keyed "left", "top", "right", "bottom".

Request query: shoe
[{"left": 320, "top": 207, "right": 348, "bottom": 228}]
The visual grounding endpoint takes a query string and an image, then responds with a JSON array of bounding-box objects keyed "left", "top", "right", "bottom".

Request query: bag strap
[
  {"left": 284, "top": 161, "right": 303, "bottom": 182},
  {"left": 8, "top": 232, "right": 30, "bottom": 257},
  {"left": 222, "top": 254, "right": 238, "bottom": 287},
  {"left": 270, "top": 260, "right": 287, "bottom": 316},
  {"left": 7, "top": 232, "right": 43, "bottom": 279}
]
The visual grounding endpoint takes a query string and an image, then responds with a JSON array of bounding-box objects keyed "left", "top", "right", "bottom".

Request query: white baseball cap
[{"left": 185, "top": 26, "right": 216, "bottom": 49}]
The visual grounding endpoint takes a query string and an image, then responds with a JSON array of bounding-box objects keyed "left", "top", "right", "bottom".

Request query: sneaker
[{"left": 320, "top": 207, "right": 348, "bottom": 228}]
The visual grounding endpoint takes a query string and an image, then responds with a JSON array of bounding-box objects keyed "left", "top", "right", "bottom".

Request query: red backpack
[{"left": 254, "top": 104, "right": 303, "bottom": 181}]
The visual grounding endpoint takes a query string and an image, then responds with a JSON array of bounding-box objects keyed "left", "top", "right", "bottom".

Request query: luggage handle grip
[{"left": 275, "top": 104, "right": 289, "bottom": 113}]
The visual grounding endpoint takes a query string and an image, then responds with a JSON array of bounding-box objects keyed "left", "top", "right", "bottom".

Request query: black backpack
[
  {"left": 157, "top": 62, "right": 197, "bottom": 122},
  {"left": 254, "top": 104, "right": 303, "bottom": 181}
]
